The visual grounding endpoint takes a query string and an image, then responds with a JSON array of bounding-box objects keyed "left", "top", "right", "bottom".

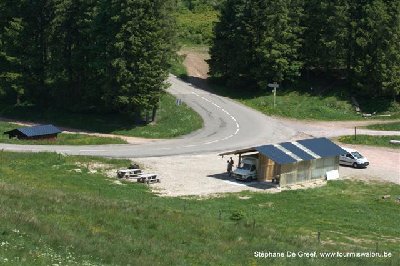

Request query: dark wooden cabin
[{"left": 4, "top": 124, "right": 62, "bottom": 140}]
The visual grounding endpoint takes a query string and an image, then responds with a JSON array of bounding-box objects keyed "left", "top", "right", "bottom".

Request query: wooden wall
[{"left": 258, "top": 154, "right": 280, "bottom": 181}]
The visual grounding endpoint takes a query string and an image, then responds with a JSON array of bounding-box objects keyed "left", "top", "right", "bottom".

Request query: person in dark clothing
[
  {"left": 229, "top": 157, "right": 234, "bottom": 167},
  {"left": 227, "top": 157, "right": 234, "bottom": 177}
]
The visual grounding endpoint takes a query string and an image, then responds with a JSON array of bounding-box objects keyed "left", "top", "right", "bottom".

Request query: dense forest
[
  {"left": 0, "top": 0, "right": 399, "bottom": 120},
  {"left": 209, "top": 0, "right": 400, "bottom": 98},
  {"left": 0, "top": 0, "right": 176, "bottom": 120}
]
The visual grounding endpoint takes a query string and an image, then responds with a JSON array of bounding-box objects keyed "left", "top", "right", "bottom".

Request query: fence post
[{"left": 354, "top": 127, "right": 357, "bottom": 140}]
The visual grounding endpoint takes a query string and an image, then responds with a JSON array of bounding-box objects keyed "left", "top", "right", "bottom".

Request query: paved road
[
  {"left": 2, "top": 75, "right": 399, "bottom": 158},
  {"left": 0, "top": 75, "right": 297, "bottom": 158}
]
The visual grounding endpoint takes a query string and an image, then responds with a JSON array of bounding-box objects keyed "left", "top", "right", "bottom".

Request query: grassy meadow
[
  {"left": 365, "top": 122, "right": 400, "bottom": 131},
  {"left": 338, "top": 135, "right": 400, "bottom": 149},
  {"left": 206, "top": 81, "right": 400, "bottom": 121},
  {"left": 176, "top": 8, "right": 218, "bottom": 45},
  {"left": 0, "top": 121, "right": 127, "bottom": 145},
  {"left": 0, "top": 93, "right": 203, "bottom": 139},
  {"left": 0, "top": 151, "right": 399, "bottom": 265}
]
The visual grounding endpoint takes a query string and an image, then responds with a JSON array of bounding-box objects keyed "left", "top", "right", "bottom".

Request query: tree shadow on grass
[
  {"left": 207, "top": 172, "right": 278, "bottom": 191},
  {"left": 0, "top": 104, "right": 141, "bottom": 134},
  {"left": 183, "top": 73, "right": 399, "bottom": 115},
  {"left": 181, "top": 75, "right": 265, "bottom": 100}
]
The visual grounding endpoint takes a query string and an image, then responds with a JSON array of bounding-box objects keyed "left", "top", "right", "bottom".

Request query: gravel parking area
[
  {"left": 135, "top": 145, "right": 399, "bottom": 197},
  {"left": 135, "top": 153, "right": 281, "bottom": 197},
  {"left": 339, "top": 145, "right": 400, "bottom": 184}
]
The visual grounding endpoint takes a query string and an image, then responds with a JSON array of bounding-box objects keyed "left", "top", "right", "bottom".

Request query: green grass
[
  {"left": 0, "top": 121, "right": 127, "bottom": 145},
  {"left": 242, "top": 92, "right": 361, "bottom": 121},
  {"left": 338, "top": 135, "right": 400, "bottom": 148},
  {"left": 176, "top": 9, "right": 218, "bottom": 45},
  {"left": 0, "top": 151, "right": 399, "bottom": 265},
  {"left": 169, "top": 54, "right": 188, "bottom": 78},
  {"left": 208, "top": 81, "right": 400, "bottom": 121},
  {"left": 0, "top": 93, "right": 203, "bottom": 139},
  {"left": 365, "top": 122, "right": 400, "bottom": 131}
]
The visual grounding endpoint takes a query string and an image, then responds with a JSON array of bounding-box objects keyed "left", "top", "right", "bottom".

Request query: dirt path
[
  {"left": 179, "top": 47, "right": 210, "bottom": 79},
  {"left": 339, "top": 145, "right": 400, "bottom": 184}
]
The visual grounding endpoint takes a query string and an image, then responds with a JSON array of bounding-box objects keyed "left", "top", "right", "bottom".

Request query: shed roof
[
  {"left": 297, "top": 138, "right": 346, "bottom": 158},
  {"left": 219, "top": 137, "right": 346, "bottom": 165},
  {"left": 255, "top": 145, "right": 297, "bottom": 164},
  {"left": 4, "top": 124, "right": 62, "bottom": 137}
]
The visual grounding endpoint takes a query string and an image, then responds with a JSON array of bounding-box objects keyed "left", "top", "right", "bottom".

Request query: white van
[
  {"left": 233, "top": 156, "right": 258, "bottom": 181},
  {"left": 339, "top": 147, "right": 369, "bottom": 168}
]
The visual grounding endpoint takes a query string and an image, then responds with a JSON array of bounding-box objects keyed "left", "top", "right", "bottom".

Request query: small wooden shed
[
  {"left": 4, "top": 124, "right": 62, "bottom": 140},
  {"left": 220, "top": 138, "right": 346, "bottom": 186}
]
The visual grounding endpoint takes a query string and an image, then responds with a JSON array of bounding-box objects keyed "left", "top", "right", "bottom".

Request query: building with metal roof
[
  {"left": 219, "top": 138, "right": 346, "bottom": 186},
  {"left": 4, "top": 124, "right": 62, "bottom": 140}
]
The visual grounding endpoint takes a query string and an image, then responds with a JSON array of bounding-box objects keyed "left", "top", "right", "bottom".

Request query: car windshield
[
  {"left": 351, "top": 152, "right": 363, "bottom": 159},
  {"left": 238, "top": 163, "right": 252, "bottom": 170}
]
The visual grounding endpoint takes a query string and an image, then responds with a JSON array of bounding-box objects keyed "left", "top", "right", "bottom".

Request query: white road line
[
  {"left": 190, "top": 91, "right": 241, "bottom": 145},
  {"left": 79, "top": 150, "right": 106, "bottom": 152},
  {"left": 204, "top": 140, "right": 220, "bottom": 145},
  {"left": 183, "top": 144, "right": 197, "bottom": 148}
]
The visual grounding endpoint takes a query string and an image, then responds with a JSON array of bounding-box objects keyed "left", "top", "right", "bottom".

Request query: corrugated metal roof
[
  {"left": 220, "top": 137, "right": 345, "bottom": 165},
  {"left": 17, "top": 124, "right": 61, "bottom": 137},
  {"left": 280, "top": 142, "right": 316, "bottom": 161},
  {"left": 256, "top": 145, "right": 297, "bottom": 164},
  {"left": 297, "top": 137, "right": 346, "bottom": 158}
]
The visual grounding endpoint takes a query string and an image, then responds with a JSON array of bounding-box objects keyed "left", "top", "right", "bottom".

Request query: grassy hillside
[
  {"left": 176, "top": 9, "right": 218, "bottom": 45},
  {"left": 0, "top": 151, "right": 399, "bottom": 265},
  {"left": 366, "top": 122, "right": 400, "bottom": 131},
  {"left": 176, "top": 1, "right": 221, "bottom": 45},
  {"left": 206, "top": 80, "right": 400, "bottom": 121},
  {"left": 0, "top": 93, "right": 203, "bottom": 139}
]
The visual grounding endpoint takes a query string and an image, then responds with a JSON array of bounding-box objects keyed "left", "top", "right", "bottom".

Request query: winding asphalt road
[{"left": 1, "top": 75, "right": 398, "bottom": 158}]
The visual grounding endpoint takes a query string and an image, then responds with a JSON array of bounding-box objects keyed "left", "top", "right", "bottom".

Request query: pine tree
[
  {"left": 302, "top": 0, "right": 349, "bottom": 73},
  {"left": 208, "top": 0, "right": 251, "bottom": 85},
  {"left": 349, "top": 0, "right": 400, "bottom": 97},
  {"left": 104, "top": 0, "right": 176, "bottom": 120},
  {"left": 49, "top": 0, "right": 97, "bottom": 109},
  {"left": 209, "top": 0, "right": 304, "bottom": 88}
]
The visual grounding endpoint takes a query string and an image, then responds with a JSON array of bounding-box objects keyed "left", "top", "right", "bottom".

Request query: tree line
[
  {"left": 209, "top": 0, "right": 400, "bottom": 98},
  {"left": 0, "top": 0, "right": 176, "bottom": 120}
]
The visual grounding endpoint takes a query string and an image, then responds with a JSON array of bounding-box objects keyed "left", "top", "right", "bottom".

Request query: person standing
[
  {"left": 227, "top": 157, "right": 234, "bottom": 177},
  {"left": 229, "top": 157, "right": 234, "bottom": 167}
]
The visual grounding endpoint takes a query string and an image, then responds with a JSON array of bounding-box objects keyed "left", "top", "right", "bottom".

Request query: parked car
[{"left": 339, "top": 147, "right": 369, "bottom": 168}]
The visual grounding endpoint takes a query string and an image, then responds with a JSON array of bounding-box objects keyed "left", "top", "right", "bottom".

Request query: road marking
[
  {"left": 79, "top": 150, "right": 106, "bottom": 152},
  {"left": 222, "top": 134, "right": 234, "bottom": 141},
  {"left": 204, "top": 140, "right": 220, "bottom": 145},
  {"left": 191, "top": 91, "right": 240, "bottom": 145},
  {"left": 183, "top": 144, "right": 197, "bottom": 148}
]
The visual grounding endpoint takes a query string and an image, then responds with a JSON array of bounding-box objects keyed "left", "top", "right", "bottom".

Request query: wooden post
[{"left": 354, "top": 127, "right": 357, "bottom": 140}]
